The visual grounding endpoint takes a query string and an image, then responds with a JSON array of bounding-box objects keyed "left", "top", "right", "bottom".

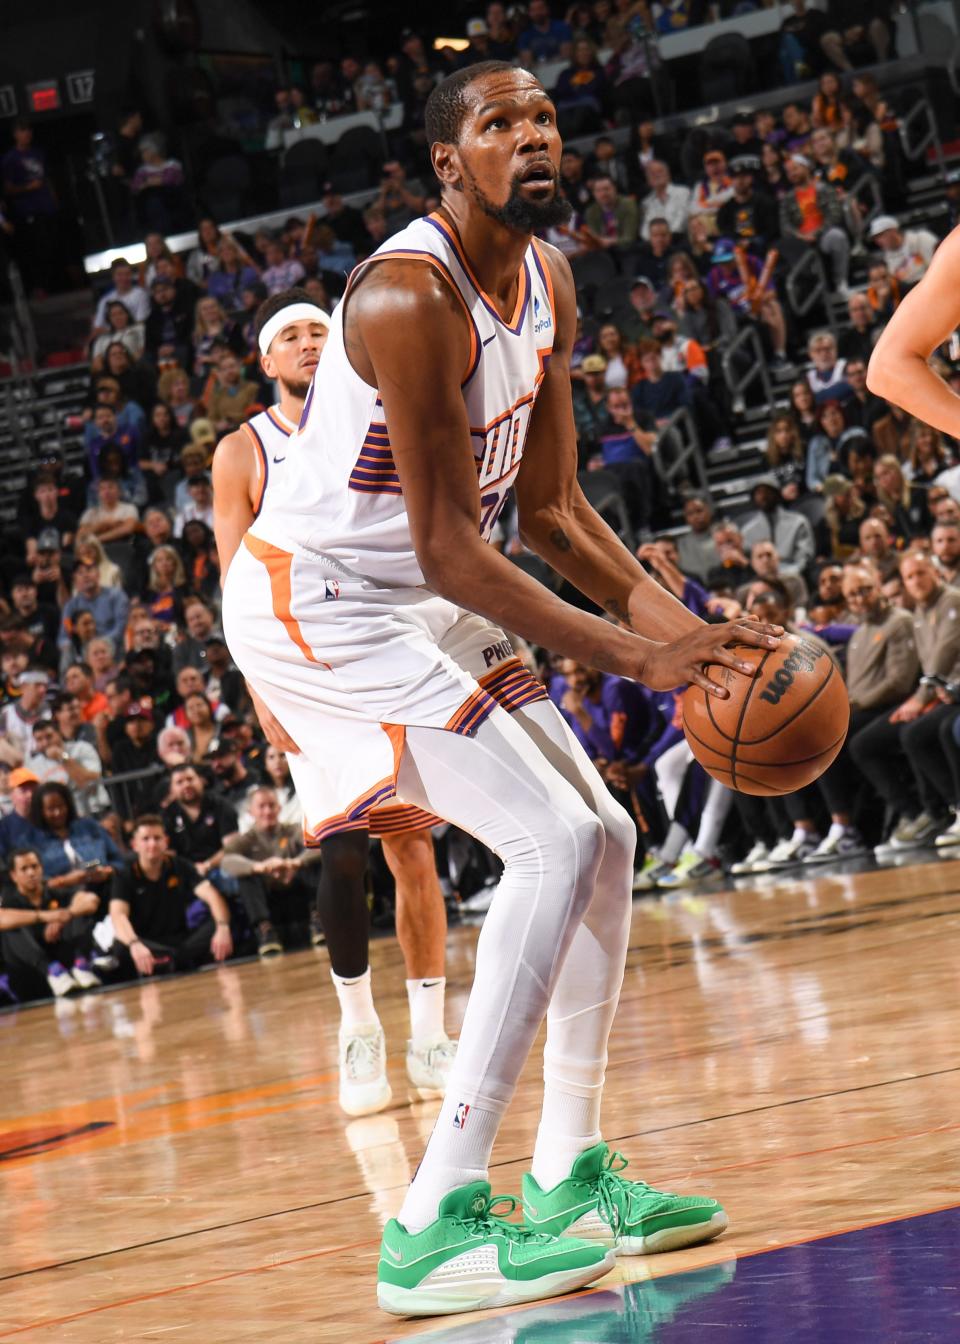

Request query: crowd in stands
[{"left": 2, "top": 1, "right": 957, "bottom": 1008}]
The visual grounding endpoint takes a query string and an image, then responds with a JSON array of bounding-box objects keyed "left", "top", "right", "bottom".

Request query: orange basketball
[{"left": 681, "top": 632, "right": 850, "bottom": 796}]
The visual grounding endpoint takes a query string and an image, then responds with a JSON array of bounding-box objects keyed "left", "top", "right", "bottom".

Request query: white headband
[{"left": 258, "top": 303, "right": 330, "bottom": 357}]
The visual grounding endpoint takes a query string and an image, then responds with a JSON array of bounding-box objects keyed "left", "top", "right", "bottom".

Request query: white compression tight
[{"left": 395, "top": 700, "right": 636, "bottom": 1230}]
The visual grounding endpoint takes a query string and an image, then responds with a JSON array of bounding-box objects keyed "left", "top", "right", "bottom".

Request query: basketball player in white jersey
[
  {"left": 868, "top": 223, "right": 960, "bottom": 432},
  {"left": 213, "top": 289, "right": 457, "bottom": 1117},
  {"left": 222, "top": 64, "right": 782, "bottom": 1317}
]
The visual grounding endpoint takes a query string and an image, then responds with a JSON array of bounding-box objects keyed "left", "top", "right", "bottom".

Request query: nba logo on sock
[{"left": 453, "top": 1102, "right": 470, "bottom": 1130}]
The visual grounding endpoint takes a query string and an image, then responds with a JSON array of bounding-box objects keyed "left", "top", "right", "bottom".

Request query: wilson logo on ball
[{"left": 758, "top": 640, "right": 825, "bottom": 707}]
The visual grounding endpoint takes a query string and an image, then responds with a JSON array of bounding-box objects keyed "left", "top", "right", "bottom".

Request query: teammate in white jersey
[
  {"left": 222, "top": 63, "right": 781, "bottom": 1318},
  {"left": 213, "top": 289, "right": 457, "bottom": 1116}
]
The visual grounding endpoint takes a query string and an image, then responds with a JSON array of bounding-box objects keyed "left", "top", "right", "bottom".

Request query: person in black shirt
[
  {"left": 109, "top": 815, "right": 233, "bottom": 978},
  {"left": 715, "top": 158, "right": 779, "bottom": 254},
  {"left": 205, "top": 739, "right": 259, "bottom": 809},
  {"left": 0, "top": 847, "right": 101, "bottom": 999},
  {"left": 110, "top": 700, "right": 163, "bottom": 816},
  {"left": 162, "top": 764, "right": 237, "bottom": 872},
  {"left": 8, "top": 574, "right": 59, "bottom": 648},
  {"left": 320, "top": 185, "right": 370, "bottom": 257},
  {"left": 837, "top": 291, "right": 878, "bottom": 362}
]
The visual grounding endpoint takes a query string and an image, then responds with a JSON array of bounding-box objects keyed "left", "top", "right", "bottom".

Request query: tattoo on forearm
[
  {"left": 549, "top": 527, "right": 572, "bottom": 552},
  {"left": 604, "top": 597, "right": 633, "bottom": 627}
]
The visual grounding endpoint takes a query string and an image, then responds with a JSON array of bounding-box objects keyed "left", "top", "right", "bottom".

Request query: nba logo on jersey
[
  {"left": 453, "top": 1102, "right": 470, "bottom": 1130},
  {"left": 323, "top": 580, "right": 340, "bottom": 601},
  {"left": 533, "top": 294, "right": 551, "bottom": 335}
]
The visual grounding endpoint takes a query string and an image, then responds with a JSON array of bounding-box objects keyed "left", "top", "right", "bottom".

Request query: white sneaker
[
  {"left": 406, "top": 1035, "right": 457, "bottom": 1098},
  {"left": 339, "top": 1025, "right": 392, "bottom": 1117},
  {"left": 935, "top": 812, "right": 960, "bottom": 847},
  {"left": 730, "top": 841, "right": 770, "bottom": 874},
  {"left": 803, "top": 828, "right": 868, "bottom": 863},
  {"left": 46, "top": 964, "right": 79, "bottom": 998},
  {"left": 767, "top": 831, "right": 821, "bottom": 867},
  {"left": 70, "top": 959, "right": 102, "bottom": 990}
]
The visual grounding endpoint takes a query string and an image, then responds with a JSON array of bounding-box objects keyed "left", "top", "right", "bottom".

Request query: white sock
[
  {"left": 331, "top": 967, "right": 379, "bottom": 1033},
  {"left": 531, "top": 1083, "right": 602, "bottom": 1191},
  {"left": 826, "top": 821, "right": 846, "bottom": 842},
  {"left": 660, "top": 821, "right": 689, "bottom": 866},
  {"left": 790, "top": 826, "right": 810, "bottom": 845},
  {"left": 397, "top": 1093, "right": 502, "bottom": 1232},
  {"left": 406, "top": 976, "right": 446, "bottom": 1045}
]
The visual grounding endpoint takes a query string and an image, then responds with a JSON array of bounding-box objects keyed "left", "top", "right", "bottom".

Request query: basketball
[{"left": 681, "top": 632, "right": 850, "bottom": 796}]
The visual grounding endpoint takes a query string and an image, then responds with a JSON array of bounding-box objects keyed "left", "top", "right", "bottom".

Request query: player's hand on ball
[{"left": 643, "top": 618, "right": 782, "bottom": 697}]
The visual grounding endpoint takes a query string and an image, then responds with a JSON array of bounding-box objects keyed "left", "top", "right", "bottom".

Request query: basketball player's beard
[
  {"left": 466, "top": 167, "right": 572, "bottom": 233},
  {"left": 280, "top": 377, "right": 312, "bottom": 400}
]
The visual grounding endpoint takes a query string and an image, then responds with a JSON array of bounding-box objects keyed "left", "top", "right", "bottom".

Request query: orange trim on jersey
[
  {"left": 369, "top": 803, "right": 441, "bottom": 835},
  {"left": 427, "top": 213, "right": 530, "bottom": 333},
  {"left": 241, "top": 422, "right": 268, "bottom": 517},
  {"left": 348, "top": 249, "right": 480, "bottom": 386},
  {"left": 479, "top": 657, "right": 550, "bottom": 712},
  {"left": 242, "top": 534, "right": 325, "bottom": 667},
  {"left": 265, "top": 406, "right": 294, "bottom": 437},
  {"left": 444, "top": 686, "right": 498, "bottom": 736},
  {"left": 302, "top": 723, "right": 408, "bottom": 845}
]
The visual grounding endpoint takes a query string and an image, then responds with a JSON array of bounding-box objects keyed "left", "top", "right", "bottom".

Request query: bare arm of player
[
  {"left": 867, "top": 226, "right": 960, "bottom": 435},
  {"left": 212, "top": 430, "right": 302, "bottom": 754},
  {"left": 515, "top": 244, "right": 781, "bottom": 643},
  {"left": 349, "top": 258, "right": 776, "bottom": 696}
]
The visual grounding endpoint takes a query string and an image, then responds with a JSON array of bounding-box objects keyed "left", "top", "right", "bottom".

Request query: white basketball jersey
[
  {"left": 239, "top": 404, "right": 298, "bottom": 517},
  {"left": 248, "top": 213, "right": 557, "bottom": 587}
]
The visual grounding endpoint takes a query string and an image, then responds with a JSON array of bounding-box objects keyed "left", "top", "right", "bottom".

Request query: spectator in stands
[
  {"left": 0, "top": 669, "right": 49, "bottom": 763},
  {"left": 0, "top": 849, "right": 101, "bottom": 999},
  {"left": 486, "top": 2, "right": 519, "bottom": 58},
  {"left": 632, "top": 218, "right": 675, "bottom": 290},
  {"left": 145, "top": 275, "right": 194, "bottom": 369},
  {"left": 162, "top": 762, "right": 237, "bottom": 880},
  {"left": 716, "top": 157, "right": 779, "bottom": 254},
  {"left": 572, "top": 354, "right": 612, "bottom": 461},
  {"left": 78, "top": 477, "right": 139, "bottom": 545},
  {"left": 595, "top": 322, "right": 637, "bottom": 388},
  {"left": 24, "top": 477, "right": 76, "bottom": 562},
  {"left": 838, "top": 291, "right": 879, "bottom": 362},
  {"left": 740, "top": 476, "right": 815, "bottom": 577},
  {"left": 930, "top": 520, "right": 960, "bottom": 588},
  {"left": 192, "top": 296, "right": 245, "bottom": 384},
  {"left": 185, "top": 218, "right": 221, "bottom": 288},
  {"left": 59, "top": 563, "right": 129, "bottom": 656},
  {"left": 910, "top": 424, "right": 955, "bottom": 489},
  {"left": 781, "top": 102, "right": 815, "bottom": 155},
  {"left": 675, "top": 275, "right": 737, "bottom": 350},
  {"left": 174, "top": 473, "right": 214, "bottom": 538},
  {"left": 29, "top": 780, "right": 121, "bottom": 894},
  {"left": 9, "top": 574, "right": 59, "bottom": 656},
  {"left": 92, "top": 258, "right": 150, "bottom": 336},
  {"left": 90, "top": 301, "right": 146, "bottom": 369},
  {"left": 221, "top": 785, "right": 318, "bottom": 954},
  {"left": 130, "top": 134, "right": 186, "bottom": 233},
  {"left": 554, "top": 38, "right": 608, "bottom": 121},
  {"left": 689, "top": 150, "right": 734, "bottom": 237},
  {"left": 765, "top": 413, "right": 807, "bottom": 483},
  {"left": 639, "top": 161, "right": 690, "bottom": 241},
  {"left": 821, "top": 1, "right": 891, "bottom": 72},
  {"left": 321, "top": 184, "right": 370, "bottom": 257},
  {"left": 676, "top": 493, "right": 720, "bottom": 585},
  {"left": 867, "top": 215, "right": 939, "bottom": 290},
  {"left": 183, "top": 692, "right": 219, "bottom": 761},
  {"left": 208, "top": 237, "right": 260, "bottom": 316},
  {"left": 0, "top": 767, "right": 39, "bottom": 859},
  {"left": 780, "top": 154, "right": 851, "bottom": 296},
  {"left": 652, "top": 308, "right": 708, "bottom": 385},
  {"left": 604, "top": 16, "right": 658, "bottom": 122},
  {"left": 806, "top": 400, "right": 860, "bottom": 491},
  {"left": 248, "top": 745, "right": 302, "bottom": 831},
  {"left": 108, "top": 701, "right": 162, "bottom": 816},
  {"left": 375, "top": 161, "right": 426, "bottom": 236},
  {"left": 109, "top": 814, "right": 233, "bottom": 978},
  {"left": 857, "top": 516, "right": 900, "bottom": 583},
  {"left": 206, "top": 738, "right": 259, "bottom": 810},
  {"left": 261, "top": 237, "right": 306, "bottom": 296},
  {"left": 519, "top": 0, "right": 574, "bottom": 63},
  {"left": 27, "top": 717, "right": 107, "bottom": 816},
  {"left": 873, "top": 456, "right": 928, "bottom": 540},
  {"left": 850, "top": 553, "right": 960, "bottom": 852},
  {"left": 86, "top": 636, "right": 120, "bottom": 693},
  {"left": 806, "top": 330, "right": 851, "bottom": 401},
  {"left": 630, "top": 340, "right": 691, "bottom": 427},
  {"left": 594, "top": 386, "right": 656, "bottom": 532},
  {"left": 143, "top": 546, "right": 188, "bottom": 629},
  {"left": 740, "top": 539, "right": 808, "bottom": 611},
  {"left": 205, "top": 352, "right": 257, "bottom": 434},
  {"left": 760, "top": 142, "right": 789, "bottom": 200},
  {"left": 2, "top": 119, "right": 65, "bottom": 294},
  {"left": 780, "top": 1, "right": 829, "bottom": 81},
  {"left": 706, "top": 238, "right": 789, "bottom": 368}
]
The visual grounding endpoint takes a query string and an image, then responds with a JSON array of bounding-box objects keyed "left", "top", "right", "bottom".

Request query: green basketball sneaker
[
  {"left": 377, "top": 1180, "right": 615, "bottom": 1317},
  {"left": 521, "top": 1142, "right": 728, "bottom": 1255}
]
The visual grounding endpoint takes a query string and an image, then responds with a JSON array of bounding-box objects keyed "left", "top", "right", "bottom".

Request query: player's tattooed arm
[
  {"left": 603, "top": 597, "right": 633, "bottom": 627},
  {"left": 548, "top": 527, "right": 572, "bottom": 553}
]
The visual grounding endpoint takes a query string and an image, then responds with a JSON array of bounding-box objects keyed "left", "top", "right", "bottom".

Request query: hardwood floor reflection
[{"left": 3, "top": 858, "right": 960, "bottom": 1342}]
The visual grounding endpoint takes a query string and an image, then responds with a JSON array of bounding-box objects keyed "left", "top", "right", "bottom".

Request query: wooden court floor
[{"left": 3, "top": 855, "right": 960, "bottom": 1343}]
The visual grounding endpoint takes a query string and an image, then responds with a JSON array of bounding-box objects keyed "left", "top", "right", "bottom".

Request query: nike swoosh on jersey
[
  {"left": 482, "top": 333, "right": 497, "bottom": 346},
  {"left": 272, "top": 455, "right": 286, "bottom": 463}
]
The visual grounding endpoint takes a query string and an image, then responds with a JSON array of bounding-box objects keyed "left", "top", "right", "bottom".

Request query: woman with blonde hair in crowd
[
  {"left": 765, "top": 413, "right": 807, "bottom": 470},
  {"left": 72, "top": 536, "right": 122, "bottom": 591},
  {"left": 873, "top": 454, "right": 929, "bottom": 539},
  {"left": 186, "top": 217, "right": 222, "bottom": 289},
  {"left": 789, "top": 378, "right": 819, "bottom": 444},
  {"left": 192, "top": 295, "right": 245, "bottom": 385},
  {"left": 144, "top": 544, "right": 189, "bottom": 627},
  {"left": 909, "top": 421, "right": 956, "bottom": 486},
  {"left": 184, "top": 692, "right": 219, "bottom": 763},
  {"left": 138, "top": 232, "right": 182, "bottom": 290}
]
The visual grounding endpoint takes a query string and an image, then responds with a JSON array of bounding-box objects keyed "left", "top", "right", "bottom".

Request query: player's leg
[
  {"left": 381, "top": 828, "right": 456, "bottom": 1099},
  {"left": 378, "top": 708, "right": 615, "bottom": 1314},
  {"left": 506, "top": 699, "right": 727, "bottom": 1255},
  {"left": 315, "top": 828, "right": 393, "bottom": 1117}
]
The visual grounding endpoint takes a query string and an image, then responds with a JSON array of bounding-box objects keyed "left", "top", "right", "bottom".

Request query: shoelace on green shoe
[
  {"left": 457, "top": 1193, "right": 556, "bottom": 1246},
  {"left": 594, "top": 1151, "right": 670, "bottom": 1237}
]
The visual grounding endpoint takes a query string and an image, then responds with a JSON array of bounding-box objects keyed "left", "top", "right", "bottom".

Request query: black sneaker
[
  {"left": 309, "top": 909, "right": 325, "bottom": 948},
  {"left": 256, "top": 921, "right": 283, "bottom": 957}
]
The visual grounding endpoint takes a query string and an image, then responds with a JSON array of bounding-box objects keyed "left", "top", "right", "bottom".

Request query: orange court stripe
[
  {"left": 428, "top": 212, "right": 530, "bottom": 331},
  {"left": 242, "top": 534, "right": 321, "bottom": 666}
]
